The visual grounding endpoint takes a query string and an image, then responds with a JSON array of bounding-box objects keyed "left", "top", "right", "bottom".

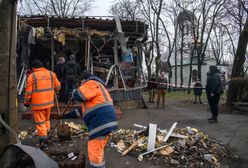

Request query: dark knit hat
[
  {"left": 209, "top": 65, "right": 218, "bottom": 73},
  {"left": 81, "top": 69, "right": 92, "bottom": 80},
  {"left": 31, "top": 59, "right": 43, "bottom": 68}
]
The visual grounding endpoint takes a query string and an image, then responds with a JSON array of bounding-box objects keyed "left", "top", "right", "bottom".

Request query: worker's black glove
[{"left": 24, "top": 103, "right": 30, "bottom": 108}]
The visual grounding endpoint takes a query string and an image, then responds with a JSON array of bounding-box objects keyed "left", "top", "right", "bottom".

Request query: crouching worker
[
  {"left": 24, "top": 60, "right": 61, "bottom": 149},
  {"left": 72, "top": 70, "right": 118, "bottom": 168}
]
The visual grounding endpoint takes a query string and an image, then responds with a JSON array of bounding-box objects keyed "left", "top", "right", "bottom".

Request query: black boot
[
  {"left": 38, "top": 138, "right": 48, "bottom": 150},
  {"left": 208, "top": 117, "right": 214, "bottom": 120},
  {"left": 208, "top": 116, "right": 218, "bottom": 123},
  {"left": 208, "top": 119, "right": 218, "bottom": 123}
]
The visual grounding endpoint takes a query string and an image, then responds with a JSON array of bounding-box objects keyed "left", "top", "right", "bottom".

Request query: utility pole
[{"left": 0, "top": 0, "right": 18, "bottom": 153}]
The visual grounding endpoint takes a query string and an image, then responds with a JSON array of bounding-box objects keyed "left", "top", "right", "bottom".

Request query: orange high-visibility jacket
[
  {"left": 79, "top": 80, "right": 113, "bottom": 113},
  {"left": 24, "top": 67, "right": 61, "bottom": 110},
  {"left": 72, "top": 77, "right": 118, "bottom": 139}
]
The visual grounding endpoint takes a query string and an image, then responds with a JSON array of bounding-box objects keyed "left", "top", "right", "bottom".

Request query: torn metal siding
[{"left": 17, "top": 16, "right": 149, "bottom": 101}]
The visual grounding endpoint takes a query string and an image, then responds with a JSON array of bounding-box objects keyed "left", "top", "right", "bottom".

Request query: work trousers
[
  {"left": 59, "top": 82, "right": 66, "bottom": 102},
  {"left": 157, "top": 89, "right": 166, "bottom": 107},
  {"left": 207, "top": 93, "right": 220, "bottom": 120},
  {"left": 149, "top": 89, "right": 156, "bottom": 102},
  {"left": 194, "top": 95, "right": 202, "bottom": 104},
  {"left": 88, "top": 135, "right": 110, "bottom": 168},
  {"left": 33, "top": 108, "right": 51, "bottom": 139}
]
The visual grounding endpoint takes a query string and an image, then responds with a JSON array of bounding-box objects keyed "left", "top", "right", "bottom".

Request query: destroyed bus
[{"left": 17, "top": 16, "right": 148, "bottom": 103}]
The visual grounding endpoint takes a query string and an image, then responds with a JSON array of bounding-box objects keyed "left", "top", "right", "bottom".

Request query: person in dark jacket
[
  {"left": 148, "top": 74, "right": 156, "bottom": 103},
  {"left": 206, "top": 66, "right": 222, "bottom": 123},
  {"left": 63, "top": 54, "right": 81, "bottom": 103},
  {"left": 55, "top": 57, "right": 66, "bottom": 102},
  {"left": 193, "top": 80, "right": 203, "bottom": 104},
  {"left": 157, "top": 71, "right": 168, "bottom": 108}
]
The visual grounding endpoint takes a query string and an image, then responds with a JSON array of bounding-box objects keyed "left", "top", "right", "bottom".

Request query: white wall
[{"left": 171, "top": 64, "right": 229, "bottom": 88}]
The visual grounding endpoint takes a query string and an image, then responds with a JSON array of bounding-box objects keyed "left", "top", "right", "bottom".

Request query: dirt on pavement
[{"left": 18, "top": 93, "right": 248, "bottom": 168}]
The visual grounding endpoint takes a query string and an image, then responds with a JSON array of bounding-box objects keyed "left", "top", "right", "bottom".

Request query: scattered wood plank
[
  {"left": 122, "top": 136, "right": 145, "bottom": 156},
  {"left": 163, "top": 122, "right": 178, "bottom": 142},
  {"left": 65, "top": 122, "right": 81, "bottom": 131}
]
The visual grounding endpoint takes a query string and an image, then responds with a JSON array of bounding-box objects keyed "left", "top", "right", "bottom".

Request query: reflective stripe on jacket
[
  {"left": 24, "top": 67, "right": 61, "bottom": 110},
  {"left": 72, "top": 76, "right": 118, "bottom": 140}
]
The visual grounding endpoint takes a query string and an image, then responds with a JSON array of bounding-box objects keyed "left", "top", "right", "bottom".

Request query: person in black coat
[
  {"left": 193, "top": 80, "right": 202, "bottom": 104},
  {"left": 206, "top": 66, "right": 222, "bottom": 123},
  {"left": 55, "top": 57, "right": 66, "bottom": 102},
  {"left": 63, "top": 54, "right": 81, "bottom": 103},
  {"left": 148, "top": 74, "right": 156, "bottom": 103}
]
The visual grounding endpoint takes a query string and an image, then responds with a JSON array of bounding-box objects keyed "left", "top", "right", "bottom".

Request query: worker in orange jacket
[
  {"left": 24, "top": 60, "right": 61, "bottom": 149},
  {"left": 72, "top": 70, "right": 118, "bottom": 168}
]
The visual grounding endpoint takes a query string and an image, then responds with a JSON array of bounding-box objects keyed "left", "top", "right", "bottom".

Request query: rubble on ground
[
  {"left": 64, "top": 121, "right": 88, "bottom": 139},
  {"left": 18, "top": 122, "right": 89, "bottom": 140},
  {"left": 18, "top": 127, "right": 38, "bottom": 139},
  {"left": 110, "top": 123, "right": 237, "bottom": 168},
  {"left": 49, "top": 151, "right": 86, "bottom": 168}
]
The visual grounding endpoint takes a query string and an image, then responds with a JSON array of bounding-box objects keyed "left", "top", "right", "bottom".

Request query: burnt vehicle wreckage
[{"left": 17, "top": 15, "right": 148, "bottom": 102}]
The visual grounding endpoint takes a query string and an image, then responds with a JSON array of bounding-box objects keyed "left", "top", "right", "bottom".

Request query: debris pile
[
  {"left": 64, "top": 121, "right": 88, "bottom": 138},
  {"left": 111, "top": 123, "right": 237, "bottom": 168},
  {"left": 19, "top": 127, "right": 38, "bottom": 139},
  {"left": 50, "top": 151, "right": 86, "bottom": 168},
  {"left": 18, "top": 122, "right": 88, "bottom": 140}
]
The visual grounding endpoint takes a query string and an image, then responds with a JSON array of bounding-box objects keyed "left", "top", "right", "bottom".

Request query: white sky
[{"left": 86, "top": 0, "right": 113, "bottom": 16}]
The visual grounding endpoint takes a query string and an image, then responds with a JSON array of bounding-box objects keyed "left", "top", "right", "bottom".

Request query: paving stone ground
[{"left": 19, "top": 92, "right": 248, "bottom": 168}]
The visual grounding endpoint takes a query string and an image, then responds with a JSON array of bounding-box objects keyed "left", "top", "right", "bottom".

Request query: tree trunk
[
  {"left": 231, "top": 20, "right": 248, "bottom": 78},
  {"left": 187, "top": 45, "right": 196, "bottom": 94},
  {"left": 174, "top": 42, "right": 177, "bottom": 88},
  {"left": 197, "top": 45, "right": 203, "bottom": 81},
  {"left": 155, "top": 52, "right": 161, "bottom": 78},
  {"left": 197, "top": 59, "right": 202, "bottom": 81},
  {"left": 147, "top": 64, "right": 151, "bottom": 79},
  {"left": 0, "top": 0, "right": 18, "bottom": 153},
  {"left": 168, "top": 61, "right": 172, "bottom": 92},
  {"left": 180, "top": 35, "right": 184, "bottom": 87},
  {"left": 226, "top": 20, "right": 248, "bottom": 106}
]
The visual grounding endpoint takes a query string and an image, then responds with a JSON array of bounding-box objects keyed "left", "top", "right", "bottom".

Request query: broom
[{"left": 48, "top": 96, "right": 72, "bottom": 140}]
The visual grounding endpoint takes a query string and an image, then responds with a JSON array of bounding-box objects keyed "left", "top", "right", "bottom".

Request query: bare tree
[
  {"left": 178, "top": 0, "right": 227, "bottom": 80},
  {"left": 110, "top": 0, "right": 139, "bottom": 20},
  {"left": 143, "top": 41, "right": 154, "bottom": 78},
  {"left": 225, "top": 0, "right": 248, "bottom": 77},
  {"left": 19, "top": 0, "right": 94, "bottom": 17},
  {"left": 210, "top": 25, "right": 225, "bottom": 65},
  {"left": 137, "top": 0, "right": 157, "bottom": 78},
  {"left": 149, "top": 0, "right": 164, "bottom": 78}
]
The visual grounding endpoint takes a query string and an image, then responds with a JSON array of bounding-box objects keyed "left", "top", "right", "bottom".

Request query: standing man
[
  {"left": 24, "top": 60, "right": 61, "bottom": 149},
  {"left": 206, "top": 66, "right": 223, "bottom": 123},
  {"left": 63, "top": 54, "right": 81, "bottom": 103},
  {"left": 55, "top": 57, "right": 66, "bottom": 102},
  {"left": 148, "top": 73, "right": 156, "bottom": 103},
  {"left": 72, "top": 70, "right": 118, "bottom": 168},
  {"left": 157, "top": 71, "right": 168, "bottom": 108}
]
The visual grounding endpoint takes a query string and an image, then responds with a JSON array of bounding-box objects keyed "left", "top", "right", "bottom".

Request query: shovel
[
  {"left": 48, "top": 97, "right": 73, "bottom": 140},
  {"left": 54, "top": 94, "right": 71, "bottom": 140},
  {"left": 55, "top": 95, "right": 71, "bottom": 141}
]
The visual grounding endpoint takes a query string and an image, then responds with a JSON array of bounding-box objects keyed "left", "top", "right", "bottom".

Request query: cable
[{"left": 0, "top": 114, "right": 21, "bottom": 145}]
